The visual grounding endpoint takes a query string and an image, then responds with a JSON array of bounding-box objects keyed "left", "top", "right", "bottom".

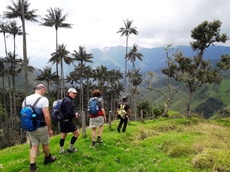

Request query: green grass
[{"left": 0, "top": 117, "right": 230, "bottom": 172}]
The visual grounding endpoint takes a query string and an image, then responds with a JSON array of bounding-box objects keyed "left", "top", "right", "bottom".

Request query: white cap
[{"left": 68, "top": 88, "right": 78, "bottom": 93}]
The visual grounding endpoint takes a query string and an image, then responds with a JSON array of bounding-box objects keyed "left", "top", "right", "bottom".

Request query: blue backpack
[
  {"left": 52, "top": 98, "right": 66, "bottom": 121},
  {"left": 88, "top": 98, "right": 99, "bottom": 115},
  {"left": 20, "top": 97, "right": 42, "bottom": 131}
]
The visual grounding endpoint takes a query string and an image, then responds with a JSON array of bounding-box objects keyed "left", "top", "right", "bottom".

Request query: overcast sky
[{"left": 1, "top": 0, "right": 230, "bottom": 65}]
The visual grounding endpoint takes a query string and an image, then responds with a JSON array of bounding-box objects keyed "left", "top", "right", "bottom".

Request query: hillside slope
[
  {"left": 142, "top": 73, "right": 230, "bottom": 118},
  {"left": 0, "top": 117, "right": 229, "bottom": 172}
]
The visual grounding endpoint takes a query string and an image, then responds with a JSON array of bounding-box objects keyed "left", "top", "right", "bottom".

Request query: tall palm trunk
[
  {"left": 8, "top": 74, "right": 13, "bottom": 132},
  {"left": 79, "top": 62, "right": 86, "bottom": 137},
  {"left": 21, "top": 0, "right": 29, "bottom": 96},
  {"left": 125, "top": 36, "right": 128, "bottom": 91},
  {"left": 3, "top": 32, "right": 8, "bottom": 115},
  {"left": 60, "top": 57, "right": 64, "bottom": 99},
  {"left": 13, "top": 35, "right": 17, "bottom": 120},
  {"left": 55, "top": 29, "right": 60, "bottom": 99}
]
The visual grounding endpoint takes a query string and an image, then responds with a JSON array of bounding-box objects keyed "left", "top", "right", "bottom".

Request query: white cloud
[{"left": 1, "top": 0, "right": 230, "bottom": 66}]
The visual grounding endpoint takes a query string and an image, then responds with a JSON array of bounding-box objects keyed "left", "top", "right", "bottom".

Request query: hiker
[
  {"left": 59, "top": 88, "right": 80, "bottom": 154},
  {"left": 22, "top": 84, "right": 56, "bottom": 172},
  {"left": 117, "top": 96, "right": 131, "bottom": 132},
  {"left": 88, "top": 89, "right": 106, "bottom": 147}
]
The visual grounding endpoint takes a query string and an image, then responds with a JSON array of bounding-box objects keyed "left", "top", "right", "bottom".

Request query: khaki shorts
[
  {"left": 89, "top": 116, "right": 104, "bottom": 128},
  {"left": 27, "top": 126, "right": 50, "bottom": 146}
]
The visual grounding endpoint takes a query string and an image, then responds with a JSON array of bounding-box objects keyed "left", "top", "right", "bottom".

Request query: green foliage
[
  {"left": 190, "top": 20, "right": 228, "bottom": 51},
  {"left": 153, "top": 107, "right": 164, "bottom": 117},
  {"left": 161, "top": 20, "right": 229, "bottom": 117},
  {"left": 136, "top": 99, "right": 152, "bottom": 117}
]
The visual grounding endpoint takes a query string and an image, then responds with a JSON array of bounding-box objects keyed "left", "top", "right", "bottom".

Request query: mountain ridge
[{"left": 30, "top": 45, "right": 230, "bottom": 75}]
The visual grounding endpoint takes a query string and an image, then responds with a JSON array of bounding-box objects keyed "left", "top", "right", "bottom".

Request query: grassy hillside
[{"left": 0, "top": 117, "right": 229, "bottom": 172}]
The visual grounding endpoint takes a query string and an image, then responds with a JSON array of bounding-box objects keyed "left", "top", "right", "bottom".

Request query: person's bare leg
[
  {"left": 42, "top": 144, "right": 50, "bottom": 157},
  {"left": 30, "top": 145, "right": 39, "bottom": 163},
  {"left": 98, "top": 125, "right": 103, "bottom": 137},
  {"left": 92, "top": 128, "right": 96, "bottom": 142}
]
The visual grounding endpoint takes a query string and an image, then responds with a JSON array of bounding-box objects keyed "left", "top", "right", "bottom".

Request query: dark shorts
[{"left": 60, "top": 120, "right": 77, "bottom": 133}]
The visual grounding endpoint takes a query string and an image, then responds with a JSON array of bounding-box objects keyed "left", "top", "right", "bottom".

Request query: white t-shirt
[{"left": 22, "top": 93, "right": 49, "bottom": 121}]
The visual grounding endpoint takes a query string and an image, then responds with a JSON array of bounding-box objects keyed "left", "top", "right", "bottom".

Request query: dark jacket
[{"left": 62, "top": 96, "right": 76, "bottom": 119}]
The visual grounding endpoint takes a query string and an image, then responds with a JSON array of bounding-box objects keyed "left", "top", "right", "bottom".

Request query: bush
[{"left": 153, "top": 107, "right": 164, "bottom": 117}]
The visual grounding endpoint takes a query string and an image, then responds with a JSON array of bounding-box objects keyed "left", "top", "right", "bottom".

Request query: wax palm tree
[
  {"left": 3, "top": 0, "right": 38, "bottom": 21},
  {"left": 126, "top": 44, "right": 143, "bottom": 93},
  {"left": 4, "top": 52, "right": 22, "bottom": 132},
  {"left": 117, "top": 19, "right": 138, "bottom": 88},
  {"left": 0, "top": 20, "right": 9, "bottom": 57},
  {"left": 35, "top": 66, "right": 59, "bottom": 96},
  {"left": 41, "top": 7, "right": 72, "bottom": 98},
  {"left": 3, "top": 0, "right": 38, "bottom": 96},
  {"left": 82, "top": 66, "right": 94, "bottom": 104},
  {"left": 107, "top": 69, "right": 124, "bottom": 128},
  {"left": 7, "top": 20, "right": 22, "bottom": 116},
  {"left": 130, "top": 68, "right": 142, "bottom": 120},
  {"left": 0, "top": 20, "right": 9, "bottom": 113},
  {"left": 17, "top": 58, "right": 34, "bottom": 74},
  {"left": 126, "top": 44, "right": 143, "bottom": 70},
  {"left": 93, "top": 65, "right": 109, "bottom": 88},
  {"left": 72, "top": 46, "right": 93, "bottom": 110},
  {"left": 41, "top": 7, "right": 72, "bottom": 49},
  {"left": 65, "top": 72, "right": 79, "bottom": 88},
  {"left": 72, "top": 46, "right": 93, "bottom": 137},
  {"left": 50, "top": 44, "right": 74, "bottom": 99},
  {"left": 0, "top": 58, "right": 7, "bottom": 115}
]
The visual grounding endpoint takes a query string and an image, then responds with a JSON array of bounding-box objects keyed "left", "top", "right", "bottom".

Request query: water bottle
[{"left": 32, "top": 114, "right": 36, "bottom": 118}]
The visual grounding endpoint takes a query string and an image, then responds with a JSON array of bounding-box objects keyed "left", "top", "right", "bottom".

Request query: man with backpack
[
  {"left": 59, "top": 88, "right": 80, "bottom": 154},
  {"left": 117, "top": 96, "right": 131, "bottom": 133},
  {"left": 88, "top": 89, "right": 106, "bottom": 147},
  {"left": 22, "top": 84, "right": 56, "bottom": 172}
]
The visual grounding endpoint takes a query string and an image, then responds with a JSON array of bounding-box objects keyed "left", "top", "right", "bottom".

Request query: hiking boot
[
  {"left": 29, "top": 164, "right": 37, "bottom": 172},
  {"left": 90, "top": 141, "right": 96, "bottom": 147},
  {"left": 43, "top": 153, "right": 56, "bottom": 165},
  {"left": 67, "top": 148, "right": 77, "bottom": 153},
  {"left": 59, "top": 150, "right": 66, "bottom": 154},
  {"left": 96, "top": 138, "right": 103, "bottom": 143},
  {"left": 117, "top": 127, "right": 120, "bottom": 133}
]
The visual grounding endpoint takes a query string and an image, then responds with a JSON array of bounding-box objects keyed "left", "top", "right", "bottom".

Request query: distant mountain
[{"left": 30, "top": 45, "right": 230, "bottom": 76}]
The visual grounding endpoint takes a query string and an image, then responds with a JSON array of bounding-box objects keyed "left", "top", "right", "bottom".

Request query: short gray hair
[{"left": 35, "top": 84, "right": 46, "bottom": 90}]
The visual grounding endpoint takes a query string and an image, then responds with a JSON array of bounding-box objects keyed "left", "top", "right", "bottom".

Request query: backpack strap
[
  {"left": 60, "top": 97, "right": 66, "bottom": 113},
  {"left": 32, "top": 97, "right": 42, "bottom": 108},
  {"left": 24, "top": 96, "right": 42, "bottom": 107}
]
